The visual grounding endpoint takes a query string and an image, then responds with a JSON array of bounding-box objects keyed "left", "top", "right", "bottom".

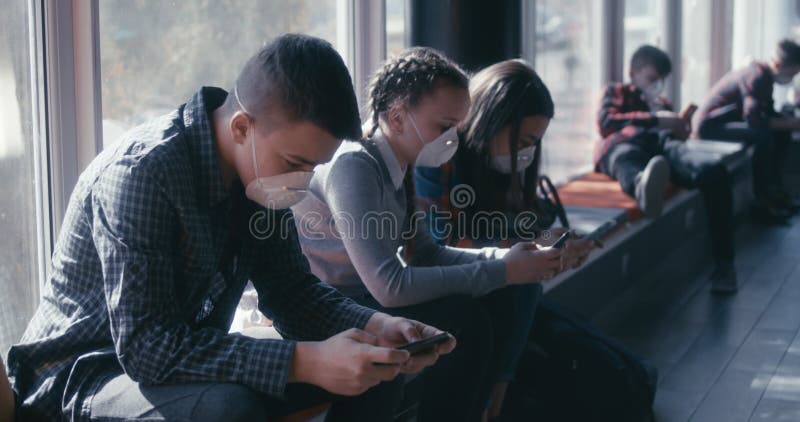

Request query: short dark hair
[
  {"left": 630, "top": 45, "right": 672, "bottom": 77},
  {"left": 365, "top": 47, "right": 469, "bottom": 137},
  {"left": 776, "top": 38, "right": 800, "bottom": 67},
  {"left": 235, "top": 34, "right": 361, "bottom": 140}
]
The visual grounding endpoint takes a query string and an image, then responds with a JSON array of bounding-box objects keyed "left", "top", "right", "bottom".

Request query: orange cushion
[
  {"left": 275, "top": 403, "right": 331, "bottom": 422},
  {"left": 557, "top": 173, "right": 679, "bottom": 222}
]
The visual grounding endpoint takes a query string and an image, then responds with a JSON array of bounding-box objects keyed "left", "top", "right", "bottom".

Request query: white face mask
[
  {"left": 490, "top": 145, "right": 537, "bottom": 174},
  {"left": 408, "top": 112, "right": 459, "bottom": 168},
  {"left": 234, "top": 86, "right": 313, "bottom": 209},
  {"left": 633, "top": 75, "right": 664, "bottom": 102}
]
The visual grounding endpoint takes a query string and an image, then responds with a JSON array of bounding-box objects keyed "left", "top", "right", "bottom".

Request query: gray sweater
[{"left": 291, "top": 132, "right": 507, "bottom": 308}]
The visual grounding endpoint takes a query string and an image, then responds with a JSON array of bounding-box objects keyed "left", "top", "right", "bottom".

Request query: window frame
[
  {"left": 33, "top": 0, "right": 737, "bottom": 304},
  {"left": 46, "top": 0, "right": 390, "bottom": 242},
  {"left": 520, "top": 0, "right": 732, "bottom": 184}
]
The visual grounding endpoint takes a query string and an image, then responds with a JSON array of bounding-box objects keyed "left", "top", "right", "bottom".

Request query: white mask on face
[
  {"left": 407, "top": 112, "right": 459, "bottom": 168},
  {"left": 633, "top": 75, "right": 664, "bottom": 102},
  {"left": 234, "top": 86, "right": 313, "bottom": 209},
  {"left": 490, "top": 145, "right": 537, "bottom": 174}
]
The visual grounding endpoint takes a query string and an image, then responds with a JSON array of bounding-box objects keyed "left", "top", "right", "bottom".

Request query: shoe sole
[{"left": 639, "top": 156, "right": 670, "bottom": 219}]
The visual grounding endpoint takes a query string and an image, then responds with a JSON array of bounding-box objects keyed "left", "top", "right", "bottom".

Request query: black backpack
[{"left": 502, "top": 300, "right": 658, "bottom": 422}]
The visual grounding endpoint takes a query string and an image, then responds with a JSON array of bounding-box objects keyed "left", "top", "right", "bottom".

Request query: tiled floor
[{"left": 602, "top": 215, "right": 800, "bottom": 422}]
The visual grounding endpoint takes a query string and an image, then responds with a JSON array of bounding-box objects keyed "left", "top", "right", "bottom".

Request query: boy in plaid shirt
[{"left": 596, "top": 45, "right": 739, "bottom": 294}]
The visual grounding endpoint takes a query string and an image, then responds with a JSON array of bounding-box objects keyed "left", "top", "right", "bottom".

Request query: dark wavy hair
[{"left": 457, "top": 59, "right": 554, "bottom": 217}]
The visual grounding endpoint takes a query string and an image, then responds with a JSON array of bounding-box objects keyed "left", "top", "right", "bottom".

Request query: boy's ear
[{"left": 230, "top": 112, "right": 250, "bottom": 145}]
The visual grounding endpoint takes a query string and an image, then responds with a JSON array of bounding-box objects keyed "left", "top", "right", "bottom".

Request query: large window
[
  {"left": 623, "top": 0, "right": 667, "bottom": 78},
  {"left": 0, "top": 0, "right": 42, "bottom": 359},
  {"left": 732, "top": 0, "right": 800, "bottom": 109},
  {"left": 530, "top": 0, "right": 603, "bottom": 183},
  {"left": 386, "top": 0, "right": 407, "bottom": 56},
  {"left": 681, "top": 0, "right": 712, "bottom": 107},
  {"left": 99, "top": 0, "right": 345, "bottom": 148}
]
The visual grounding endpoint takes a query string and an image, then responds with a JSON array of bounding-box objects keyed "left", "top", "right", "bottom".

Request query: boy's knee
[{"left": 192, "top": 384, "right": 267, "bottom": 422}]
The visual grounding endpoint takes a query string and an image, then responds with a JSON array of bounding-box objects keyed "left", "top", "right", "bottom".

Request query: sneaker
[
  {"left": 710, "top": 263, "right": 738, "bottom": 294},
  {"left": 634, "top": 155, "right": 671, "bottom": 219}
]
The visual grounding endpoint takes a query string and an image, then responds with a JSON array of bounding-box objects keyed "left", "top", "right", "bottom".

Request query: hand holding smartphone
[
  {"left": 551, "top": 230, "right": 573, "bottom": 249},
  {"left": 397, "top": 332, "right": 452, "bottom": 356},
  {"left": 680, "top": 103, "right": 698, "bottom": 122}
]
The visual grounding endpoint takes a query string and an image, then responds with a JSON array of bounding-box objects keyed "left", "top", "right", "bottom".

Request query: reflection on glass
[
  {"left": 386, "top": 0, "right": 406, "bottom": 57},
  {"left": 99, "top": 0, "right": 341, "bottom": 148},
  {"left": 624, "top": 0, "right": 666, "bottom": 77},
  {"left": 732, "top": 0, "right": 800, "bottom": 108},
  {"left": 531, "top": 0, "right": 603, "bottom": 183},
  {"left": 681, "top": 0, "right": 711, "bottom": 107},
  {"left": 0, "top": 0, "right": 38, "bottom": 360}
]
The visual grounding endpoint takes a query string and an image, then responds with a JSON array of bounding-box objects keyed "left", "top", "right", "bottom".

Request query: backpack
[{"left": 502, "top": 300, "right": 658, "bottom": 422}]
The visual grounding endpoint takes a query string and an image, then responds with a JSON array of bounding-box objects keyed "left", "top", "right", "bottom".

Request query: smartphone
[
  {"left": 398, "top": 332, "right": 452, "bottom": 356},
  {"left": 680, "top": 103, "right": 698, "bottom": 122},
  {"left": 551, "top": 231, "right": 573, "bottom": 249}
]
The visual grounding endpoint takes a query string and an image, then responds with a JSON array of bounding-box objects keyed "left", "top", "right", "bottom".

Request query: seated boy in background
[
  {"left": 695, "top": 38, "right": 800, "bottom": 221},
  {"left": 595, "top": 45, "right": 739, "bottom": 294}
]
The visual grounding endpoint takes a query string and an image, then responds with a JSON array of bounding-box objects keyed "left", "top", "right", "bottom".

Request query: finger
[
  {"left": 367, "top": 361, "right": 402, "bottom": 381},
  {"left": 416, "top": 323, "right": 446, "bottom": 340},
  {"left": 401, "top": 351, "right": 439, "bottom": 374},
  {"left": 534, "top": 249, "right": 561, "bottom": 262},
  {"left": 544, "top": 259, "right": 563, "bottom": 273},
  {"left": 436, "top": 335, "right": 457, "bottom": 355},
  {"left": 345, "top": 328, "right": 379, "bottom": 346},
  {"left": 365, "top": 345, "right": 410, "bottom": 365},
  {"left": 399, "top": 320, "right": 423, "bottom": 343}
]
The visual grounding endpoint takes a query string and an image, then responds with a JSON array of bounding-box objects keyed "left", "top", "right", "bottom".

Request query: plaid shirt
[
  {"left": 594, "top": 82, "right": 673, "bottom": 166},
  {"left": 695, "top": 61, "right": 778, "bottom": 131},
  {"left": 7, "top": 87, "right": 375, "bottom": 421}
]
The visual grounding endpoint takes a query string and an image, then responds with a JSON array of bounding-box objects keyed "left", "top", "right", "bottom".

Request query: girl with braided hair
[{"left": 292, "top": 47, "right": 568, "bottom": 420}]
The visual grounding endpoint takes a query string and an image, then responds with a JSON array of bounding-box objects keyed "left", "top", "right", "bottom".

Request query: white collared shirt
[{"left": 372, "top": 128, "right": 407, "bottom": 190}]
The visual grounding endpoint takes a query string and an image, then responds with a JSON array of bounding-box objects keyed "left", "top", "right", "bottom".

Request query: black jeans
[
  {"left": 352, "top": 284, "right": 542, "bottom": 422},
  {"left": 88, "top": 370, "right": 404, "bottom": 422},
  {"left": 599, "top": 134, "right": 735, "bottom": 263},
  {"left": 697, "top": 121, "right": 791, "bottom": 201}
]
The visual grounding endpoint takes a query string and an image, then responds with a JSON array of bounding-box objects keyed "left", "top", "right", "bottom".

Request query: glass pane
[
  {"left": 681, "top": 0, "right": 711, "bottom": 107},
  {"left": 624, "top": 0, "right": 666, "bottom": 77},
  {"left": 99, "top": 0, "right": 343, "bottom": 149},
  {"left": 0, "top": 0, "right": 39, "bottom": 359},
  {"left": 386, "top": 0, "right": 406, "bottom": 57},
  {"left": 732, "top": 0, "right": 800, "bottom": 109},
  {"left": 531, "top": 0, "right": 603, "bottom": 184}
]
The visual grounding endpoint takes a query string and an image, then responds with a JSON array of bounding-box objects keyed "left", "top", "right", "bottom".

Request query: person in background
[
  {"left": 695, "top": 38, "right": 800, "bottom": 221},
  {"left": 595, "top": 45, "right": 739, "bottom": 294},
  {"left": 6, "top": 34, "right": 451, "bottom": 422},
  {"left": 413, "top": 59, "right": 596, "bottom": 419},
  {"left": 292, "top": 47, "right": 568, "bottom": 421}
]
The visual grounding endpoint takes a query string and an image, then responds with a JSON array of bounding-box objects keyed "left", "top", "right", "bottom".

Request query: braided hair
[
  {"left": 365, "top": 47, "right": 469, "bottom": 137},
  {"left": 364, "top": 47, "right": 468, "bottom": 260}
]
